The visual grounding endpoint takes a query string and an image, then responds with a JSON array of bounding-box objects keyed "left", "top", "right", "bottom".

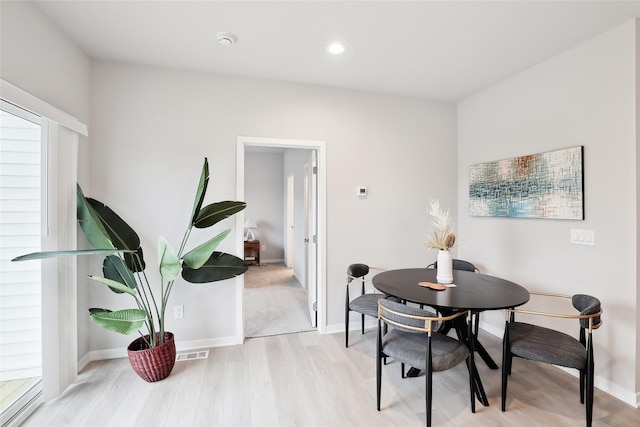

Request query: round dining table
[
  {"left": 372, "top": 267, "right": 530, "bottom": 406},
  {"left": 372, "top": 268, "right": 530, "bottom": 312}
]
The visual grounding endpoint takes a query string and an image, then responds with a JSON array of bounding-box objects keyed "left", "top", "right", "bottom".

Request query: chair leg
[
  {"left": 468, "top": 319, "right": 476, "bottom": 414},
  {"left": 376, "top": 321, "right": 383, "bottom": 411},
  {"left": 401, "top": 363, "right": 405, "bottom": 378},
  {"left": 586, "top": 371, "right": 594, "bottom": 427},
  {"left": 345, "top": 308, "right": 349, "bottom": 348},
  {"left": 586, "top": 337, "right": 594, "bottom": 427},
  {"left": 426, "top": 341, "right": 433, "bottom": 427},
  {"left": 466, "top": 360, "right": 475, "bottom": 414},
  {"left": 579, "top": 368, "right": 585, "bottom": 404},
  {"left": 501, "top": 323, "right": 510, "bottom": 412},
  {"left": 501, "top": 353, "right": 509, "bottom": 411},
  {"left": 361, "top": 313, "right": 365, "bottom": 334}
]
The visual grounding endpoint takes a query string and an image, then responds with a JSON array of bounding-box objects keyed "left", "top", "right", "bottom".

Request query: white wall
[
  {"left": 457, "top": 20, "right": 638, "bottom": 405},
  {"left": 88, "top": 61, "right": 458, "bottom": 351},
  {"left": 0, "top": 0, "right": 92, "bottom": 364},
  {"left": 245, "top": 151, "right": 285, "bottom": 262},
  {"left": 0, "top": 1, "right": 90, "bottom": 125}
]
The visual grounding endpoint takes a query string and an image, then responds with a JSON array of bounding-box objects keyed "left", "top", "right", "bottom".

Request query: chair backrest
[
  {"left": 428, "top": 259, "right": 478, "bottom": 272},
  {"left": 378, "top": 299, "right": 437, "bottom": 333},
  {"left": 572, "top": 294, "right": 602, "bottom": 329},
  {"left": 347, "top": 263, "right": 369, "bottom": 283},
  {"left": 378, "top": 299, "right": 470, "bottom": 336}
]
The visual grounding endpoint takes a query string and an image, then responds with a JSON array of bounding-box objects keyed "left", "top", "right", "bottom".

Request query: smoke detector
[{"left": 217, "top": 32, "right": 237, "bottom": 47}]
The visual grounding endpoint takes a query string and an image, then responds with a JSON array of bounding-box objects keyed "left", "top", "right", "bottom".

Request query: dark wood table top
[{"left": 372, "top": 268, "right": 530, "bottom": 312}]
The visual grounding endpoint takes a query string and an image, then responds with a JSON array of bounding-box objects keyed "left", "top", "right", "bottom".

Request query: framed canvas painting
[{"left": 469, "top": 146, "right": 583, "bottom": 220}]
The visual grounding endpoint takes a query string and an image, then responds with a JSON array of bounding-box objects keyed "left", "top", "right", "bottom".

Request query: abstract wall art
[{"left": 469, "top": 146, "right": 583, "bottom": 220}]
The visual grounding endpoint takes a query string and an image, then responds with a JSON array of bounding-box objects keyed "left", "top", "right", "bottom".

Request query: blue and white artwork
[{"left": 469, "top": 146, "right": 583, "bottom": 219}]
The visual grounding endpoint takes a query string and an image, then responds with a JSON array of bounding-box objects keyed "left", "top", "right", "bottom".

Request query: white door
[
  {"left": 304, "top": 151, "right": 318, "bottom": 327},
  {"left": 286, "top": 174, "right": 294, "bottom": 268}
]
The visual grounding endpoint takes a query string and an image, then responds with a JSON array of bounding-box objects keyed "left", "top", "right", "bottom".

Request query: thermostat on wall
[{"left": 357, "top": 187, "right": 367, "bottom": 198}]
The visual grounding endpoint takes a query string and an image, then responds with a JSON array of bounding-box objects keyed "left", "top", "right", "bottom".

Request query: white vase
[{"left": 436, "top": 250, "right": 453, "bottom": 284}]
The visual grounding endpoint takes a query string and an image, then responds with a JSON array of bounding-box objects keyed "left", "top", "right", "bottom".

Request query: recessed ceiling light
[
  {"left": 217, "top": 32, "right": 237, "bottom": 47},
  {"left": 327, "top": 42, "right": 346, "bottom": 55}
]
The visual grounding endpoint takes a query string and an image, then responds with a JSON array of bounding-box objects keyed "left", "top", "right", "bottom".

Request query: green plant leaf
[
  {"left": 182, "top": 229, "right": 230, "bottom": 269},
  {"left": 90, "top": 309, "right": 147, "bottom": 335},
  {"left": 88, "top": 308, "right": 111, "bottom": 315},
  {"left": 190, "top": 158, "right": 209, "bottom": 227},
  {"left": 77, "top": 184, "right": 115, "bottom": 250},
  {"left": 103, "top": 255, "right": 137, "bottom": 292},
  {"left": 124, "top": 247, "right": 146, "bottom": 273},
  {"left": 193, "top": 201, "right": 246, "bottom": 229},
  {"left": 88, "top": 275, "right": 137, "bottom": 296},
  {"left": 12, "top": 248, "right": 120, "bottom": 262},
  {"left": 86, "top": 197, "right": 145, "bottom": 272},
  {"left": 158, "top": 237, "right": 180, "bottom": 281},
  {"left": 181, "top": 252, "right": 248, "bottom": 283}
]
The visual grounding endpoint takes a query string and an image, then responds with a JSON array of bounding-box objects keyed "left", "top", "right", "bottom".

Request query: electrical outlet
[
  {"left": 262, "top": 245, "right": 266, "bottom": 251},
  {"left": 174, "top": 305, "right": 184, "bottom": 319}
]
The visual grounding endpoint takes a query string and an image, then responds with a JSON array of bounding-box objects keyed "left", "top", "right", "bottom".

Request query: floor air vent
[{"left": 176, "top": 350, "right": 209, "bottom": 362}]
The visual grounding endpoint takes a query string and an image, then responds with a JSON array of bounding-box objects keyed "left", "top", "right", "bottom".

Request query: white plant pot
[{"left": 436, "top": 250, "right": 453, "bottom": 284}]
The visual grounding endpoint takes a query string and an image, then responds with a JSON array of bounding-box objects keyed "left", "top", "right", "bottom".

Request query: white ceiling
[{"left": 34, "top": 1, "right": 640, "bottom": 102}]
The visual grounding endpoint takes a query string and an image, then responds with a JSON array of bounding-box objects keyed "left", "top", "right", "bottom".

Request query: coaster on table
[{"left": 418, "top": 281, "right": 447, "bottom": 291}]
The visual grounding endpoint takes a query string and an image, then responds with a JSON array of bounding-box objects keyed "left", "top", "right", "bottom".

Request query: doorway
[{"left": 236, "top": 136, "right": 326, "bottom": 338}]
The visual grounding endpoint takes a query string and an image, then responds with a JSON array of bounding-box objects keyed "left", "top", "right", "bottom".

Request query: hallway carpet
[{"left": 243, "top": 263, "right": 314, "bottom": 338}]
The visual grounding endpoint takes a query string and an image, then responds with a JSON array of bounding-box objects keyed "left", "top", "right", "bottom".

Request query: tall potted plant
[{"left": 13, "top": 158, "right": 247, "bottom": 382}]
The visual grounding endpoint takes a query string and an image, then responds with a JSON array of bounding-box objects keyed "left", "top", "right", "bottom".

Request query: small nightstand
[{"left": 244, "top": 240, "right": 260, "bottom": 266}]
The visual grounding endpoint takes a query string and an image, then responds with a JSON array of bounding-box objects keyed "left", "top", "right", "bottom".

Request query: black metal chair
[
  {"left": 502, "top": 292, "right": 602, "bottom": 427},
  {"left": 344, "top": 263, "right": 386, "bottom": 347},
  {"left": 376, "top": 298, "right": 475, "bottom": 427}
]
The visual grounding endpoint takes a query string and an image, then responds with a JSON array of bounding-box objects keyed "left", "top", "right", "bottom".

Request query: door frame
[
  {"left": 303, "top": 152, "right": 318, "bottom": 327},
  {"left": 235, "top": 136, "right": 327, "bottom": 339}
]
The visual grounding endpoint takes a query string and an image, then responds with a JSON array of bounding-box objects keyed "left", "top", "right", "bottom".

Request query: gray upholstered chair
[
  {"left": 502, "top": 292, "right": 602, "bottom": 427},
  {"left": 376, "top": 298, "right": 475, "bottom": 427},
  {"left": 344, "top": 263, "right": 386, "bottom": 347}
]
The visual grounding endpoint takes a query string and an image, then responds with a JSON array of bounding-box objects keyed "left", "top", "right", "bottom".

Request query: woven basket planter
[{"left": 127, "top": 332, "right": 176, "bottom": 382}]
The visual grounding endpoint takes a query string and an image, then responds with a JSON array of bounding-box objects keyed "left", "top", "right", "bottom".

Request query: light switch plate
[{"left": 570, "top": 229, "right": 595, "bottom": 246}]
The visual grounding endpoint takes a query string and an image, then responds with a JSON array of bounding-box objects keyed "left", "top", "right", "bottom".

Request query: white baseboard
[
  {"left": 326, "top": 317, "right": 377, "bottom": 335},
  {"left": 78, "top": 352, "right": 92, "bottom": 372},
  {"left": 292, "top": 273, "right": 305, "bottom": 288},
  {"left": 260, "top": 258, "right": 285, "bottom": 264},
  {"left": 78, "top": 336, "right": 242, "bottom": 368}
]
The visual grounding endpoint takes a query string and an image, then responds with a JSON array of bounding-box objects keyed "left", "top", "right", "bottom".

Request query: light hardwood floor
[{"left": 21, "top": 330, "right": 638, "bottom": 427}]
